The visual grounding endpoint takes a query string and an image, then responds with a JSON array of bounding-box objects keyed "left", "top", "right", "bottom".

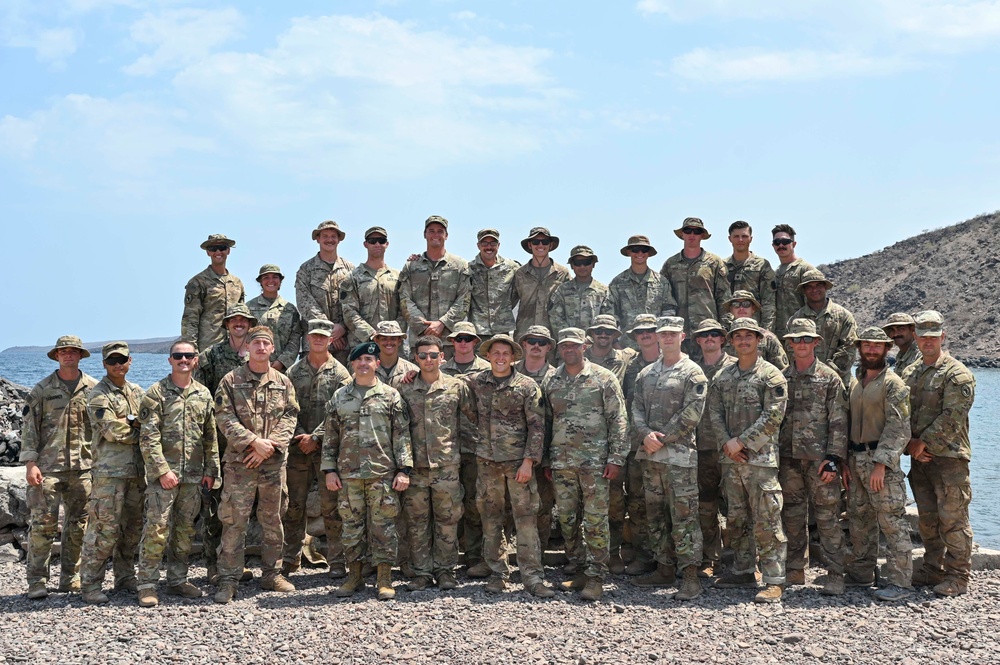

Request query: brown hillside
[{"left": 819, "top": 212, "right": 1000, "bottom": 368}]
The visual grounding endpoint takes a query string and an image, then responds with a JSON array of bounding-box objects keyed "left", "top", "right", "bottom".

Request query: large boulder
[
  {"left": 0, "top": 465, "right": 29, "bottom": 529},
  {"left": 0, "top": 377, "right": 29, "bottom": 466}
]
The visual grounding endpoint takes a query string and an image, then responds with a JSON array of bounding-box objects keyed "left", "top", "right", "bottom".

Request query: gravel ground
[{"left": 2, "top": 561, "right": 999, "bottom": 665}]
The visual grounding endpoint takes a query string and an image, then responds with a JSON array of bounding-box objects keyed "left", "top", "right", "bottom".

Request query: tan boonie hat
[
  {"left": 557, "top": 328, "right": 587, "bottom": 345},
  {"left": 568, "top": 245, "right": 598, "bottom": 262},
  {"left": 306, "top": 319, "right": 333, "bottom": 337},
  {"left": 479, "top": 334, "right": 523, "bottom": 361},
  {"left": 312, "top": 220, "right": 345, "bottom": 241},
  {"left": 520, "top": 226, "right": 560, "bottom": 253},
  {"left": 47, "top": 335, "right": 91, "bottom": 361},
  {"left": 724, "top": 290, "right": 762, "bottom": 311},
  {"left": 620, "top": 235, "right": 658, "bottom": 257},
  {"left": 674, "top": 217, "right": 712, "bottom": 240},
  {"left": 102, "top": 341, "right": 129, "bottom": 360},
  {"left": 692, "top": 318, "right": 725, "bottom": 335},
  {"left": 913, "top": 310, "right": 945, "bottom": 337},
  {"left": 372, "top": 320, "right": 406, "bottom": 338},
  {"left": 424, "top": 215, "right": 449, "bottom": 229},
  {"left": 477, "top": 228, "right": 500, "bottom": 242},
  {"left": 517, "top": 325, "right": 555, "bottom": 344},
  {"left": 222, "top": 304, "right": 258, "bottom": 327},
  {"left": 587, "top": 314, "right": 621, "bottom": 336},
  {"left": 855, "top": 326, "right": 893, "bottom": 345},
  {"left": 200, "top": 234, "right": 236, "bottom": 250},
  {"left": 256, "top": 264, "right": 284, "bottom": 281},
  {"left": 728, "top": 317, "right": 764, "bottom": 339},
  {"left": 882, "top": 312, "right": 916, "bottom": 331},
  {"left": 783, "top": 319, "right": 821, "bottom": 340},
  {"left": 798, "top": 268, "right": 834, "bottom": 291},
  {"left": 628, "top": 313, "right": 659, "bottom": 335},
  {"left": 447, "top": 321, "right": 480, "bottom": 339},
  {"left": 655, "top": 316, "right": 685, "bottom": 333},
  {"left": 364, "top": 226, "right": 388, "bottom": 240}
]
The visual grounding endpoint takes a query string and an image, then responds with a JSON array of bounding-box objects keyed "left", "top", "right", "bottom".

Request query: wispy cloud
[
  {"left": 672, "top": 48, "right": 910, "bottom": 83},
  {"left": 124, "top": 7, "right": 245, "bottom": 76}
]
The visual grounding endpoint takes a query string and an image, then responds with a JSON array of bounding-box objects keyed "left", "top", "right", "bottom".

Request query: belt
[{"left": 849, "top": 441, "right": 879, "bottom": 452}]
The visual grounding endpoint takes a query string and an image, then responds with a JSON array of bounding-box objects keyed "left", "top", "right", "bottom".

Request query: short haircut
[
  {"left": 729, "top": 220, "right": 752, "bottom": 235},
  {"left": 771, "top": 224, "right": 796, "bottom": 239},
  {"left": 414, "top": 335, "right": 443, "bottom": 354},
  {"left": 170, "top": 339, "right": 198, "bottom": 355}
]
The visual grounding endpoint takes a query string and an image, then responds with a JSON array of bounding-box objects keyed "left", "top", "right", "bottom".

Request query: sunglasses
[
  {"left": 453, "top": 335, "right": 478, "bottom": 344},
  {"left": 788, "top": 336, "right": 817, "bottom": 344},
  {"left": 696, "top": 331, "right": 724, "bottom": 339},
  {"left": 416, "top": 351, "right": 441, "bottom": 360},
  {"left": 682, "top": 228, "right": 704, "bottom": 236},
  {"left": 530, "top": 238, "right": 552, "bottom": 246},
  {"left": 772, "top": 238, "right": 793, "bottom": 247},
  {"left": 628, "top": 246, "right": 651, "bottom": 254},
  {"left": 171, "top": 352, "right": 197, "bottom": 360},
  {"left": 571, "top": 258, "right": 595, "bottom": 267},
  {"left": 731, "top": 301, "right": 755, "bottom": 309},
  {"left": 366, "top": 237, "right": 388, "bottom": 245},
  {"left": 105, "top": 356, "right": 130, "bottom": 366},
  {"left": 591, "top": 329, "right": 616, "bottom": 336},
  {"left": 206, "top": 245, "right": 230, "bottom": 252},
  {"left": 478, "top": 241, "right": 499, "bottom": 248},
  {"left": 524, "top": 338, "right": 550, "bottom": 346}
]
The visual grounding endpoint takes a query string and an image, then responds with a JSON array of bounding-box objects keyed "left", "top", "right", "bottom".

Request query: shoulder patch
[
  {"left": 139, "top": 406, "right": 150, "bottom": 421},
  {"left": 961, "top": 385, "right": 972, "bottom": 398},
  {"left": 215, "top": 394, "right": 223, "bottom": 406},
  {"left": 775, "top": 385, "right": 785, "bottom": 397},
  {"left": 95, "top": 407, "right": 106, "bottom": 419},
  {"left": 340, "top": 289, "right": 349, "bottom": 299},
  {"left": 695, "top": 383, "right": 706, "bottom": 395},
  {"left": 185, "top": 293, "right": 194, "bottom": 304}
]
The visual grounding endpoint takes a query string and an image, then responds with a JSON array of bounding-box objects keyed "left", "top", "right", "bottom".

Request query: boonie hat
[
  {"left": 587, "top": 315, "right": 621, "bottom": 336},
  {"left": 47, "top": 335, "right": 91, "bottom": 361},
  {"left": 520, "top": 227, "right": 560, "bottom": 253},
  {"left": 855, "top": 326, "right": 893, "bottom": 345},
  {"left": 517, "top": 325, "right": 554, "bottom": 344},
  {"left": 312, "top": 220, "right": 345, "bottom": 241},
  {"left": 479, "top": 334, "right": 523, "bottom": 361},
  {"left": 372, "top": 321, "right": 406, "bottom": 338},
  {"left": 628, "top": 314, "right": 659, "bottom": 335},
  {"left": 674, "top": 217, "right": 711, "bottom": 240},
  {"left": 256, "top": 264, "right": 284, "bottom": 282},
  {"left": 200, "top": 234, "right": 236, "bottom": 250},
  {"left": 222, "top": 304, "right": 258, "bottom": 327},
  {"left": 620, "top": 235, "right": 657, "bottom": 257},
  {"left": 448, "top": 322, "right": 480, "bottom": 340},
  {"left": 728, "top": 317, "right": 764, "bottom": 339},
  {"left": 783, "top": 319, "right": 821, "bottom": 340},
  {"left": 724, "top": 290, "right": 762, "bottom": 311}
]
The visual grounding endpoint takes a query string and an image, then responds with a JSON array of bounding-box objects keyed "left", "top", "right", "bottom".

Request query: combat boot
[
  {"left": 280, "top": 561, "right": 300, "bottom": 577},
  {"left": 114, "top": 578, "right": 138, "bottom": 594},
  {"left": 57, "top": 576, "right": 81, "bottom": 593},
  {"left": 240, "top": 568, "right": 254, "bottom": 582},
  {"left": 912, "top": 567, "right": 946, "bottom": 587},
  {"left": 328, "top": 561, "right": 347, "bottom": 579},
  {"left": 333, "top": 561, "right": 366, "bottom": 597},
  {"left": 697, "top": 562, "right": 717, "bottom": 579},
  {"left": 137, "top": 588, "right": 159, "bottom": 608},
  {"left": 785, "top": 568, "right": 805, "bottom": 586},
  {"left": 713, "top": 572, "right": 757, "bottom": 589},
  {"left": 206, "top": 565, "right": 219, "bottom": 585},
  {"left": 633, "top": 562, "right": 676, "bottom": 587},
  {"left": 27, "top": 582, "right": 48, "bottom": 600},
  {"left": 820, "top": 573, "right": 845, "bottom": 596},
  {"left": 874, "top": 584, "right": 912, "bottom": 602},
  {"left": 754, "top": 584, "right": 783, "bottom": 603},
  {"left": 406, "top": 576, "right": 432, "bottom": 591},
  {"left": 437, "top": 571, "right": 458, "bottom": 590},
  {"left": 82, "top": 589, "right": 109, "bottom": 604},
  {"left": 166, "top": 582, "right": 205, "bottom": 598},
  {"left": 261, "top": 573, "right": 295, "bottom": 593},
  {"left": 624, "top": 558, "right": 656, "bottom": 576},
  {"left": 675, "top": 566, "right": 702, "bottom": 601},
  {"left": 560, "top": 574, "right": 589, "bottom": 592},
  {"left": 466, "top": 561, "right": 492, "bottom": 578},
  {"left": 609, "top": 551, "right": 626, "bottom": 575},
  {"left": 933, "top": 578, "right": 968, "bottom": 598},
  {"left": 213, "top": 583, "right": 237, "bottom": 604},
  {"left": 377, "top": 563, "right": 395, "bottom": 600},
  {"left": 484, "top": 576, "right": 507, "bottom": 593},
  {"left": 579, "top": 577, "right": 604, "bottom": 602}
]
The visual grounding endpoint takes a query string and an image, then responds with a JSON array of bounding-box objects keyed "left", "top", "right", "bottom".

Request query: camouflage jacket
[
  {"left": 317, "top": 380, "right": 413, "bottom": 479},
  {"left": 788, "top": 298, "right": 857, "bottom": 380},
  {"left": 779, "top": 359, "right": 848, "bottom": 461},
  {"left": 139, "top": 376, "right": 219, "bottom": 485},
  {"left": 195, "top": 339, "right": 246, "bottom": 396},
  {"left": 695, "top": 353, "right": 737, "bottom": 451},
  {"left": 608, "top": 267, "right": 678, "bottom": 348},
  {"left": 469, "top": 254, "right": 520, "bottom": 336},
  {"left": 632, "top": 356, "right": 708, "bottom": 468},
  {"left": 397, "top": 373, "right": 477, "bottom": 469},
  {"left": 724, "top": 329, "right": 788, "bottom": 372},
  {"left": 902, "top": 353, "right": 975, "bottom": 461},
  {"left": 512, "top": 260, "right": 570, "bottom": 340},
  {"left": 181, "top": 266, "right": 245, "bottom": 351},
  {"left": 724, "top": 253, "right": 777, "bottom": 331},
  {"left": 20, "top": 371, "right": 98, "bottom": 472},
  {"left": 660, "top": 250, "right": 731, "bottom": 334},
  {"left": 286, "top": 355, "right": 351, "bottom": 440},
  {"left": 295, "top": 253, "right": 355, "bottom": 326},
  {"left": 441, "top": 355, "right": 491, "bottom": 378},
  {"left": 587, "top": 347, "right": 638, "bottom": 387},
  {"left": 548, "top": 278, "right": 613, "bottom": 334},
  {"left": 773, "top": 258, "right": 814, "bottom": 338},
  {"left": 707, "top": 357, "right": 788, "bottom": 468},
  {"left": 512, "top": 360, "right": 556, "bottom": 385},
  {"left": 441, "top": 356, "right": 490, "bottom": 455},
  {"left": 847, "top": 367, "right": 910, "bottom": 471},
  {"left": 88, "top": 376, "right": 145, "bottom": 478},
  {"left": 468, "top": 370, "right": 544, "bottom": 464},
  {"left": 378, "top": 356, "right": 419, "bottom": 387},
  {"left": 893, "top": 344, "right": 923, "bottom": 376},
  {"left": 215, "top": 365, "right": 299, "bottom": 468},
  {"left": 340, "top": 263, "right": 405, "bottom": 348},
  {"left": 399, "top": 252, "right": 472, "bottom": 346},
  {"left": 542, "top": 361, "right": 628, "bottom": 470},
  {"left": 247, "top": 294, "right": 302, "bottom": 369}
]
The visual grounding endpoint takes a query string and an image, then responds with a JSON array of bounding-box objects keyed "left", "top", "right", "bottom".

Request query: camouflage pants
[
  {"left": 26, "top": 470, "right": 92, "bottom": 586},
  {"left": 403, "top": 465, "right": 463, "bottom": 579},
  {"left": 610, "top": 451, "right": 650, "bottom": 561},
  {"left": 201, "top": 437, "right": 228, "bottom": 568},
  {"left": 339, "top": 476, "right": 400, "bottom": 566},
  {"left": 477, "top": 458, "right": 544, "bottom": 586},
  {"left": 697, "top": 449, "right": 724, "bottom": 566},
  {"left": 909, "top": 457, "right": 972, "bottom": 582},
  {"left": 722, "top": 463, "right": 787, "bottom": 585},
  {"left": 553, "top": 468, "right": 610, "bottom": 578},
  {"left": 80, "top": 476, "right": 145, "bottom": 592},
  {"left": 535, "top": 466, "right": 555, "bottom": 550},
  {"left": 644, "top": 461, "right": 702, "bottom": 571},
  {"left": 779, "top": 457, "right": 844, "bottom": 575},
  {"left": 218, "top": 462, "right": 287, "bottom": 585},
  {"left": 282, "top": 449, "right": 342, "bottom": 567},
  {"left": 137, "top": 482, "right": 202, "bottom": 589},
  {"left": 844, "top": 451, "right": 912, "bottom": 587},
  {"left": 459, "top": 452, "right": 483, "bottom": 564}
]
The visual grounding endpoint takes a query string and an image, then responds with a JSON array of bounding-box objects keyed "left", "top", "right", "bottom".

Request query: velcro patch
[
  {"left": 695, "top": 383, "right": 706, "bottom": 395},
  {"left": 95, "top": 407, "right": 106, "bottom": 419},
  {"left": 139, "top": 406, "right": 150, "bottom": 421},
  {"left": 961, "top": 385, "right": 972, "bottom": 398},
  {"left": 775, "top": 386, "right": 785, "bottom": 397},
  {"left": 216, "top": 394, "right": 223, "bottom": 405},
  {"left": 185, "top": 293, "right": 193, "bottom": 304}
]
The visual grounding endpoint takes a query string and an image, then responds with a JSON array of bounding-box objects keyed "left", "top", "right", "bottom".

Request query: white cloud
[
  {"left": 124, "top": 7, "right": 245, "bottom": 76},
  {"left": 671, "top": 47, "right": 910, "bottom": 83},
  {"left": 0, "top": 116, "right": 39, "bottom": 159},
  {"left": 886, "top": 1, "right": 1000, "bottom": 39},
  {"left": 635, "top": 0, "right": 820, "bottom": 21}
]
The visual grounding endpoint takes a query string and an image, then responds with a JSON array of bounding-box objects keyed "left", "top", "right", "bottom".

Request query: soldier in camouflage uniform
[
  {"left": 548, "top": 246, "right": 612, "bottom": 334},
  {"left": 182, "top": 234, "right": 245, "bottom": 352},
  {"left": 469, "top": 229, "right": 520, "bottom": 339},
  {"left": 724, "top": 221, "right": 776, "bottom": 331},
  {"left": 341, "top": 226, "right": 406, "bottom": 349},
  {"left": 282, "top": 320, "right": 352, "bottom": 578},
  {"left": 512, "top": 227, "right": 570, "bottom": 341},
  {"left": 722, "top": 290, "right": 788, "bottom": 370},
  {"left": 771, "top": 224, "right": 815, "bottom": 339},
  {"left": 789, "top": 269, "right": 857, "bottom": 383},
  {"left": 319, "top": 342, "right": 413, "bottom": 601},
  {"left": 247, "top": 264, "right": 302, "bottom": 372},
  {"left": 80, "top": 342, "right": 146, "bottom": 604},
  {"left": 21, "top": 336, "right": 98, "bottom": 599},
  {"left": 585, "top": 315, "right": 637, "bottom": 385},
  {"left": 296, "top": 220, "right": 355, "bottom": 363},
  {"left": 883, "top": 312, "right": 922, "bottom": 374},
  {"left": 631, "top": 317, "right": 708, "bottom": 600},
  {"left": 843, "top": 326, "right": 913, "bottom": 601},
  {"left": 609, "top": 235, "right": 678, "bottom": 350},
  {"left": 469, "top": 335, "right": 555, "bottom": 597},
  {"left": 213, "top": 326, "right": 300, "bottom": 603},
  {"left": 542, "top": 328, "right": 628, "bottom": 601},
  {"left": 373, "top": 320, "right": 419, "bottom": 386},
  {"left": 778, "top": 319, "right": 848, "bottom": 595},
  {"left": 902, "top": 311, "right": 976, "bottom": 597},
  {"left": 707, "top": 318, "right": 788, "bottom": 603},
  {"left": 135, "top": 340, "right": 219, "bottom": 607},
  {"left": 397, "top": 336, "right": 477, "bottom": 591}
]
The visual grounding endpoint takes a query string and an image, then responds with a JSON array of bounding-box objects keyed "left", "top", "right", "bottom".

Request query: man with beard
[
  {"left": 883, "top": 312, "right": 922, "bottom": 374},
  {"left": 296, "top": 220, "right": 354, "bottom": 364},
  {"left": 182, "top": 234, "right": 245, "bottom": 352},
  {"left": 468, "top": 229, "right": 520, "bottom": 340},
  {"left": 609, "top": 235, "right": 677, "bottom": 350},
  {"left": 341, "top": 226, "right": 406, "bottom": 349}
]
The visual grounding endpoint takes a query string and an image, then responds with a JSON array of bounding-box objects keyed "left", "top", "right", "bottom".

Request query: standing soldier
[
  {"left": 771, "top": 224, "right": 814, "bottom": 339},
  {"left": 548, "top": 246, "right": 612, "bottom": 334},
  {"left": 789, "top": 269, "right": 857, "bottom": 383},
  {"left": 182, "top": 234, "right": 245, "bottom": 351},
  {"left": 341, "top": 226, "right": 406, "bottom": 349},
  {"left": 903, "top": 311, "right": 976, "bottom": 597},
  {"left": 20, "top": 336, "right": 98, "bottom": 599},
  {"left": 512, "top": 227, "right": 570, "bottom": 341},
  {"left": 723, "top": 291, "right": 788, "bottom": 370},
  {"left": 372, "top": 321, "right": 419, "bottom": 386},
  {"left": 707, "top": 318, "right": 788, "bottom": 603},
  {"left": 843, "top": 326, "right": 913, "bottom": 601},
  {"left": 320, "top": 342, "right": 413, "bottom": 601},
  {"left": 585, "top": 315, "right": 637, "bottom": 385},
  {"left": 609, "top": 235, "right": 677, "bottom": 350},
  {"left": 630, "top": 317, "right": 708, "bottom": 601},
  {"left": 247, "top": 264, "right": 301, "bottom": 372},
  {"left": 282, "top": 320, "right": 352, "bottom": 579},
  {"left": 778, "top": 320, "right": 848, "bottom": 595},
  {"left": 80, "top": 342, "right": 146, "bottom": 604},
  {"left": 296, "top": 220, "right": 355, "bottom": 363},
  {"left": 469, "top": 228, "right": 520, "bottom": 340},
  {"left": 724, "top": 221, "right": 776, "bottom": 331},
  {"left": 213, "top": 326, "right": 300, "bottom": 603},
  {"left": 883, "top": 312, "right": 922, "bottom": 374},
  {"left": 135, "top": 341, "right": 219, "bottom": 608}
]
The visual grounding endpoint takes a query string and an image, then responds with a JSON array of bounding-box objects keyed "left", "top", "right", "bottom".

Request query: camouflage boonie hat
[
  {"left": 587, "top": 314, "right": 621, "bottom": 336},
  {"left": 222, "top": 304, "right": 258, "bottom": 327},
  {"left": 517, "top": 325, "right": 554, "bottom": 344},
  {"left": 674, "top": 217, "right": 711, "bottom": 240},
  {"left": 312, "top": 220, "right": 345, "bottom": 241},
  {"left": 256, "top": 264, "right": 284, "bottom": 282},
  {"left": 306, "top": 319, "right": 334, "bottom": 337},
  {"left": 364, "top": 226, "right": 388, "bottom": 240},
  {"left": 882, "top": 312, "right": 916, "bottom": 331},
  {"left": 655, "top": 316, "right": 685, "bottom": 333},
  {"left": 724, "top": 289, "right": 762, "bottom": 311},
  {"left": 620, "top": 234, "right": 658, "bottom": 257},
  {"left": 628, "top": 313, "right": 659, "bottom": 335},
  {"left": 247, "top": 326, "right": 274, "bottom": 343},
  {"left": 783, "top": 318, "right": 821, "bottom": 340},
  {"left": 200, "top": 234, "right": 236, "bottom": 250},
  {"left": 477, "top": 228, "right": 500, "bottom": 242},
  {"left": 372, "top": 320, "right": 406, "bottom": 338},
  {"left": 479, "top": 334, "right": 523, "bottom": 361},
  {"left": 102, "top": 341, "right": 129, "bottom": 360},
  {"left": 855, "top": 326, "right": 893, "bottom": 346},
  {"left": 520, "top": 226, "right": 560, "bottom": 253},
  {"left": 447, "top": 321, "right": 480, "bottom": 340},
  {"left": 424, "top": 215, "right": 449, "bottom": 229},
  {"left": 568, "top": 245, "right": 598, "bottom": 263},
  {"left": 692, "top": 319, "right": 725, "bottom": 335},
  {"left": 47, "top": 335, "right": 91, "bottom": 361},
  {"left": 349, "top": 342, "right": 380, "bottom": 361},
  {"left": 914, "top": 310, "right": 945, "bottom": 337},
  {"left": 556, "top": 328, "right": 587, "bottom": 345},
  {"left": 798, "top": 268, "right": 834, "bottom": 291},
  {"left": 728, "top": 317, "right": 764, "bottom": 339}
]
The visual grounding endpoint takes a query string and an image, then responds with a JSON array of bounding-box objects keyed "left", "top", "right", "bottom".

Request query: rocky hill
[
  {"left": 2, "top": 336, "right": 175, "bottom": 355},
  {"left": 819, "top": 211, "right": 1000, "bottom": 367}
]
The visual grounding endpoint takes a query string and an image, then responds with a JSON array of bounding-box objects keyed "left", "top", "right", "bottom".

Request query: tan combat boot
[
  {"left": 261, "top": 573, "right": 295, "bottom": 593},
  {"left": 675, "top": 566, "right": 703, "bottom": 601},
  {"left": 754, "top": 584, "right": 783, "bottom": 604},
  {"left": 579, "top": 577, "right": 604, "bottom": 602},
  {"left": 820, "top": 573, "right": 845, "bottom": 596},
  {"left": 138, "top": 588, "right": 159, "bottom": 608},
  {"left": 632, "top": 562, "right": 676, "bottom": 587},
  {"left": 213, "top": 583, "right": 237, "bottom": 604},
  {"left": 377, "top": 563, "right": 395, "bottom": 600},
  {"left": 333, "top": 561, "right": 365, "bottom": 597}
]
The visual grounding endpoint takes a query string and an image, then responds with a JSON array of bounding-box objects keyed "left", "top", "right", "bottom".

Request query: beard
[{"left": 859, "top": 351, "right": 888, "bottom": 371}]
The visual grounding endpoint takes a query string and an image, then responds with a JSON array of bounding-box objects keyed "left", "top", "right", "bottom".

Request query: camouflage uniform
[
  {"left": 706, "top": 356, "right": 788, "bottom": 585},
  {"left": 469, "top": 254, "right": 520, "bottom": 337},
  {"left": 695, "top": 352, "right": 736, "bottom": 569},
  {"left": 137, "top": 376, "right": 219, "bottom": 590},
  {"left": 20, "top": 370, "right": 98, "bottom": 588},
  {"left": 296, "top": 253, "right": 355, "bottom": 364},
  {"left": 399, "top": 252, "right": 471, "bottom": 349},
  {"left": 182, "top": 266, "right": 245, "bottom": 352},
  {"left": 509, "top": 357, "right": 556, "bottom": 553},
  {"left": 548, "top": 279, "right": 613, "bottom": 334},
  {"left": 318, "top": 380, "right": 413, "bottom": 565},
  {"left": 247, "top": 295, "right": 302, "bottom": 369},
  {"left": 587, "top": 346, "right": 637, "bottom": 386},
  {"left": 80, "top": 376, "right": 146, "bottom": 594},
  {"left": 377, "top": 356, "right": 420, "bottom": 386},
  {"left": 789, "top": 298, "right": 857, "bottom": 382},
  {"left": 340, "top": 263, "right": 405, "bottom": 349},
  {"left": 724, "top": 328, "right": 788, "bottom": 371},
  {"left": 215, "top": 365, "right": 300, "bottom": 586},
  {"left": 894, "top": 344, "right": 923, "bottom": 375},
  {"left": 660, "top": 250, "right": 731, "bottom": 342},
  {"left": 773, "top": 258, "right": 814, "bottom": 339},
  {"left": 542, "top": 360, "right": 628, "bottom": 579},
  {"left": 397, "top": 374, "right": 477, "bottom": 581},
  {"left": 725, "top": 253, "right": 777, "bottom": 331},
  {"left": 512, "top": 261, "right": 571, "bottom": 341},
  {"left": 633, "top": 356, "right": 708, "bottom": 573},
  {"left": 608, "top": 269, "right": 677, "bottom": 350}
]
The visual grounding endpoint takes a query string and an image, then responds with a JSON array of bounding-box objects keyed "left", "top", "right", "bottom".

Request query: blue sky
[{"left": 3, "top": 1, "right": 998, "bottom": 348}]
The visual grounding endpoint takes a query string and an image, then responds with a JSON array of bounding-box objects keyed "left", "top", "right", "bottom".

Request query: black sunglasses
[
  {"left": 453, "top": 335, "right": 478, "bottom": 344},
  {"left": 530, "top": 238, "right": 552, "bottom": 246},
  {"left": 206, "top": 244, "right": 230, "bottom": 252},
  {"left": 416, "top": 351, "right": 441, "bottom": 360},
  {"left": 772, "top": 238, "right": 793, "bottom": 246},
  {"left": 366, "top": 237, "right": 388, "bottom": 245},
  {"left": 696, "top": 331, "right": 724, "bottom": 339},
  {"left": 171, "top": 352, "right": 197, "bottom": 360},
  {"left": 571, "top": 258, "right": 595, "bottom": 267},
  {"left": 787, "top": 336, "right": 817, "bottom": 344},
  {"left": 524, "top": 338, "right": 550, "bottom": 346},
  {"left": 731, "top": 301, "right": 755, "bottom": 309},
  {"left": 628, "top": 246, "right": 651, "bottom": 254},
  {"left": 105, "top": 355, "right": 130, "bottom": 365},
  {"left": 682, "top": 228, "right": 704, "bottom": 236}
]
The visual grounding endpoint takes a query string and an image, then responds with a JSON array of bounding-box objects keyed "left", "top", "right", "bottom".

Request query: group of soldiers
[{"left": 20, "top": 216, "right": 976, "bottom": 607}]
